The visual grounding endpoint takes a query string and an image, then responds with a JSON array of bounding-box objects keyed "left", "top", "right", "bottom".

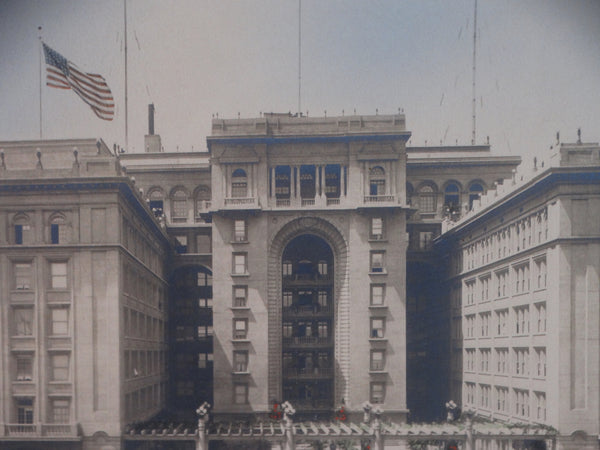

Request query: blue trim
[{"left": 207, "top": 133, "right": 411, "bottom": 149}]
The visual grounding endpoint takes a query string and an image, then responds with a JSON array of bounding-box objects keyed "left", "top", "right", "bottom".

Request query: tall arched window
[
  {"left": 194, "top": 186, "right": 211, "bottom": 217},
  {"left": 469, "top": 182, "right": 484, "bottom": 209},
  {"left": 369, "top": 166, "right": 386, "bottom": 196},
  {"left": 49, "top": 212, "right": 70, "bottom": 244},
  {"left": 13, "top": 213, "right": 32, "bottom": 245},
  {"left": 171, "top": 188, "right": 188, "bottom": 222},
  {"left": 418, "top": 185, "right": 437, "bottom": 213},
  {"left": 148, "top": 188, "right": 165, "bottom": 217},
  {"left": 444, "top": 183, "right": 460, "bottom": 208},
  {"left": 231, "top": 169, "right": 248, "bottom": 198}
]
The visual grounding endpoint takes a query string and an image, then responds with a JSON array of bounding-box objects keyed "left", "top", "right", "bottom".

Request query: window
[
  {"left": 514, "top": 348, "right": 529, "bottom": 376},
  {"left": 370, "top": 217, "right": 384, "bottom": 240},
  {"left": 480, "top": 384, "right": 491, "bottom": 409},
  {"left": 300, "top": 165, "right": 316, "bottom": 199},
  {"left": 283, "top": 322, "right": 293, "bottom": 338},
  {"left": 496, "top": 309, "right": 508, "bottom": 336},
  {"left": 233, "top": 253, "right": 247, "bottom": 275},
  {"left": 197, "top": 325, "right": 213, "bottom": 339},
  {"left": 318, "top": 290, "right": 328, "bottom": 307},
  {"left": 370, "top": 350, "right": 385, "bottom": 371},
  {"left": 196, "top": 234, "right": 211, "bottom": 253},
  {"left": 13, "top": 214, "right": 32, "bottom": 245},
  {"left": 174, "top": 235, "right": 187, "bottom": 254},
  {"left": 50, "top": 399, "right": 70, "bottom": 424},
  {"left": 234, "top": 286, "right": 248, "bottom": 307},
  {"left": 370, "top": 382, "right": 385, "bottom": 404},
  {"left": 535, "top": 302, "right": 547, "bottom": 333},
  {"left": 469, "top": 182, "right": 484, "bottom": 209},
  {"left": 418, "top": 185, "right": 436, "bottom": 212},
  {"left": 514, "top": 305, "right": 529, "bottom": 335},
  {"left": 324, "top": 164, "right": 341, "bottom": 197},
  {"left": 370, "top": 318, "right": 385, "bottom": 338},
  {"left": 465, "top": 349, "right": 476, "bottom": 371},
  {"left": 535, "top": 348, "right": 547, "bottom": 377},
  {"left": 496, "top": 387, "right": 508, "bottom": 413},
  {"left": 283, "top": 260, "right": 293, "bottom": 277},
  {"left": 369, "top": 167, "right": 386, "bottom": 196},
  {"left": 13, "top": 307, "right": 34, "bottom": 336},
  {"left": 480, "top": 312, "right": 491, "bottom": 337},
  {"left": 197, "top": 271, "right": 212, "bottom": 287},
  {"left": 370, "top": 284, "right": 385, "bottom": 306},
  {"left": 171, "top": 188, "right": 188, "bottom": 220},
  {"left": 50, "top": 214, "right": 69, "bottom": 244},
  {"left": 480, "top": 349, "right": 491, "bottom": 372},
  {"left": 50, "top": 307, "right": 69, "bottom": 336},
  {"left": 283, "top": 290, "right": 293, "bottom": 308},
  {"left": 444, "top": 183, "right": 460, "bottom": 208},
  {"left": 318, "top": 261, "right": 328, "bottom": 277},
  {"left": 148, "top": 188, "right": 165, "bottom": 217},
  {"left": 195, "top": 186, "right": 211, "bottom": 216},
  {"left": 233, "top": 319, "right": 248, "bottom": 339},
  {"left": 15, "top": 354, "right": 33, "bottom": 381},
  {"left": 514, "top": 389, "right": 530, "bottom": 417},
  {"left": 14, "top": 262, "right": 32, "bottom": 290},
  {"left": 198, "top": 353, "right": 213, "bottom": 369},
  {"left": 231, "top": 169, "right": 248, "bottom": 198},
  {"left": 16, "top": 398, "right": 34, "bottom": 424},
  {"left": 234, "top": 383, "right": 249, "bottom": 404},
  {"left": 275, "top": 165, "right": 291, "bottom": 198},
  {"left": 535, "top": 392, "right": 546, "bottom": 421},
  {"left": 535, "top": 258, "right": 547, "bottom": 289},
  {"left": 233, "top": 351, "right": 249, "bottom": 372},
  {"left": 50, "top": 353, "right": 70, "bottom": 381},
  {"left": 233, "top": 219, "right": 247, "bottom": 242},
  {"left": 50, "top": 262, "right": 68, "bottom": 289},
  {"left": 419, "top": 231, "right": 434, "bottom": 250},
  {"left": 370, "top": 251, "right": 385, "bottom": 273}
]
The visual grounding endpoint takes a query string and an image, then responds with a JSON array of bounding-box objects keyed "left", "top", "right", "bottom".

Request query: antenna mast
[
  {"left": 471, "top": 0, "right": 477, "bottom": 144},
  {"left": 298, "top": 0, "right": 302, "bottom": 115}
]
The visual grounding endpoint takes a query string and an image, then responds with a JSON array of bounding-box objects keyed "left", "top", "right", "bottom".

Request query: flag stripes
[{"left": 43, "top": 42, "right": 114, "bottom": 121}]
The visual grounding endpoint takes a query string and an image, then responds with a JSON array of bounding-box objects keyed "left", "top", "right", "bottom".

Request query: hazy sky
[{"left": 1, "top": 0, "right": 599, "bottom": 164}]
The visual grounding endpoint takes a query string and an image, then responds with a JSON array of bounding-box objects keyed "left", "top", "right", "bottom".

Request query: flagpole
[
  {"left": 124, "top": 0, "right": 129, "bottom": 150},
  {"left": 38, "top": 26, "right": 43, "bottom": 139}
]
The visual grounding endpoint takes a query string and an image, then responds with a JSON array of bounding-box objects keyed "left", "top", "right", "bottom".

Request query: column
[
  {"left": 317, "top": 165, "right": 322, "bottom": 197},
  {"left": 271, "top": 167, "right": 276, "bottom": 199},
  {"left": 295, "top": 166, "right": 300, "bottom": 198},
  {"left": 340, "top": 165, "right": 346, "bottom": 197}
]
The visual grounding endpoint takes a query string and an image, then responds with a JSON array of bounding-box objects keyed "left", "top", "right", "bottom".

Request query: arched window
[
  {"left": 171, "top": 188, "right": 188, "bottom": 221},
  {"left": 369, "top": 166, "right": 386, "bottom": 196},
  {"left": 49, "top": 212, "right": 70, "bottom": 244},
  {"left": 444, "top": 183, "right": 460, "bottom": 208},
  {"left": 148, "top": 188, "right": 165, "bottom": 217},
  {"left": 194, "top": 186, "right": 211, "bottom": 217},
  {"left": 406, "top": 183, "right": 414, "bottom": 206},
  {"left": 469, "top": 182, "right": 484, "bottom": 209},
  {"left": 231, "top": 169, "right": 248, "bottom": 198},
  {"left": 13, "top": 213, "right": 32, "bottom": 245},
  {"left": 418, "top": 185, "right": 437, "bottom": 213}
]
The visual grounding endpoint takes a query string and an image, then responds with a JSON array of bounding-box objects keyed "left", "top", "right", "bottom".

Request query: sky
[{"left": 0, "top": 0, "right": 599, "bottom": 165}]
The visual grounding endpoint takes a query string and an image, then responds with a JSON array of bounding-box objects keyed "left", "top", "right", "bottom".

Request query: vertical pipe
[{"left": 38, "top": 27, "right": 43, "bottom": 139}]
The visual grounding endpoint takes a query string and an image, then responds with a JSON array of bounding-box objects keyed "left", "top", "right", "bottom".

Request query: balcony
[
  {"left": 3, "top": 423, "right": 79, "bottom": 438},
  {"left": 363, "top": 195, "right": 396, "bottom": 204},
  {"left": 283, "top": 304, "right": 332, "bottom": 317},
  {"left": 223, "top": 197, "right": 259, "bottom": 209}
]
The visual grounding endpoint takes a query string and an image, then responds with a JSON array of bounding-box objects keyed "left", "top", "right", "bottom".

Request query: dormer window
[
  {"left": 232, "top": 169, "right": 248, "bottom": 198},
  {"left": 369, "top": 166, "right": 386, "bottom": 196}
]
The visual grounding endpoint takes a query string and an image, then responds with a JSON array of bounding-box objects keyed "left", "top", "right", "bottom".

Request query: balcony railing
[
  {"left": 224, "top": 197, "right": 257, "bottom": 207},
  {"left": 283, "top": 304, "right": 332, "bottom": 316},
  {"left": 301, "top": 198, "right": 315, "bottom": 207},
  {"left": 364, "top": 195, "right": 395, "bottom": 203},
  {"left": 282, "top": 336, "right": 331, "bottom": 346},
  {"left": 283, "top": 367, "right": 333, "bottom": 378},
  {"left": 326, "top": 198, "right": 340, "bottom": 206},
  {"left": 276, "top": 198, "right": 291, "bottom": 207},
  {"left": 4, "top": 423, "right": 78, "bottom": 437}
]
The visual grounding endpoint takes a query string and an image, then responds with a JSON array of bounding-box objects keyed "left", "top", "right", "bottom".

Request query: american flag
[{"left": 43, "top": 43, "right": 114, "bottom": 121}]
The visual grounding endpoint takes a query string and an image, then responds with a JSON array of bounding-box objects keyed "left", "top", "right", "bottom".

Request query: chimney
[
  {"left": 144, "top": 103, "right": 162, "bottom": 153},
  {"left": 148, "top": 103, "right": 155, "bottom": 135}
]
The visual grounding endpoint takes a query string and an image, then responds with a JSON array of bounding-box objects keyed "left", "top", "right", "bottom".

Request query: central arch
[{"left": 267, "top": 216, "right": 349, "bottom": 413}]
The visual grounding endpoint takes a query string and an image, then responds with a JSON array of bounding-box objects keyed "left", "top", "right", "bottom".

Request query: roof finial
[{"left": 577, "top": 128, "right": 582, "bottom": 144}]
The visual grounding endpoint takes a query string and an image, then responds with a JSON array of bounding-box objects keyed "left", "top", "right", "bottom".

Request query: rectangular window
[
  {"left": 419, "top": 231, "right": 434, "bottom": 250},
  {"left": 50, "top": 353, "right": 70, "bottom": 381},
  {"left": 16, "top": 398, "right": 34, "bottom": 424},
  {"left": 233, "top": 253, "right": 247, "bottom": 275},
  {"left": 15, "top": 224, "right": 24, "bottom": 244},
  {"left": 14, "top": 262, "right": 32, "bottom": 290},
  {"left": 50, "top": 262, "right": 68, "bottom": 289},
  {"left": 318, "top": 261, "right": 328, "bottom": 277},
  {"left": 514, "top": 305, "right": 530, "bottom": 335},
  {"left": 283, "top": 290, "right": 293, "bottom": 308},
  {"left": 283, "top": 261, "right": 293, "bottom": 277},
  {"left": 233, "top": 219, "right": 247, "bottom": 242},
  {"left": 50, "top": 308, "right": 69, "bottom": 336},
  {"left": 535, "top": 302, "right": 547, "bottom": 333},
  {"left": 234, "top": 383, "right": 249, "bottom": 404},
  {"left": 535, "top": 392, "right": 546, "bottom": 421},
  {"left": 370, "top": 318, "right": 385, "bottom": 338},
  {"left": 50, "top": 399, "right": 70, "bottom": 424},
  {"left": 234, "top": 286, "right": 248, "bottom": 307},
  {"left": 283, "top": 322, "right": 293, "bottom": 338},
  {"left": 233, "top": 319, "right": 248, "bottom": 339},
  {"left": 174, "top": 235, "right": 188, "bottom": 254},
  {"left": 198, "top": 352, "right": 213, "bottom": 369},
  {"left": 50, "top": 223, "right": 68, "bottom": 244},
  {"left": 172, "top": 199, "right": 187, "bottom": 218},
  {"left": 233, "top": 351, "right": 249, "bottom": 372},
  {"left": 370, "top": 350, "right": 385, "bottom": 371},
  {"left": 370, "top": 217, "right": 384, "bottom": 240},
  {"left": 15, "top": 354, "right": 33, "bottom": 381},
  {"left": 370, "top": 251, "right": 385, "bottom": 273},
  {"left": 13, "top": 307, "right": 34, "bottom": 336},
  {"left": 196, "top": 234, "right": 212, "bottom": 253},
  {"left": 370, "top": 284, "right": 385, "bottom": 306},
  {"left": 318, "top": 290, "right": 328, "bottom": 307},
  {"left": 370, "top": 382, "right": 385, "bottom": 404}
]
